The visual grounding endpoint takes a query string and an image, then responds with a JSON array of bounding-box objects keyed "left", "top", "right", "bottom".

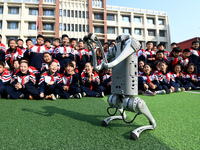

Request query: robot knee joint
[{"left": 107, "top": 94, "right": 123, "bottom": 109}]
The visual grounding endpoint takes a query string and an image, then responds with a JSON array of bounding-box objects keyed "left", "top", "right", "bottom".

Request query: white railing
[
  {"left": 0, "top": 0, "right": 39, "bottom": 3},
  {"left": 106, "top": 5, "right": 167, "bottom": 16}
]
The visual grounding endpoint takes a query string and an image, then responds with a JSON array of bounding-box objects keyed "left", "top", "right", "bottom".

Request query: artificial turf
[{"left": 0, "top": 91, "right": 199, "bottom": 150}]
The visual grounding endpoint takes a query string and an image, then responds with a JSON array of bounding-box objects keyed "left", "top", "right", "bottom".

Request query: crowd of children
[
  {"left": 0, "top": 33, "right": 199, "bottom": 100},
  {"left": 137, "top": 41, "right": 200, "bottom": 96}
]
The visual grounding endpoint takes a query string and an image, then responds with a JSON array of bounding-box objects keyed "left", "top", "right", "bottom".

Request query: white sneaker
[{"left": 74, "top": 93, "right": 82, "bottom": 99}]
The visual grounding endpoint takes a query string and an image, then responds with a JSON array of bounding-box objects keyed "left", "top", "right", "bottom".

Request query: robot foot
[{"left": 102, "top": 109, "right": 126, "bottom": 126}]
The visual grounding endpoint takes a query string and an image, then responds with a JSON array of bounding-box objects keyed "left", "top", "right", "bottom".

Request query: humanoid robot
[{"left": 83, "top": 33, "right": 156, "bottom": 140}]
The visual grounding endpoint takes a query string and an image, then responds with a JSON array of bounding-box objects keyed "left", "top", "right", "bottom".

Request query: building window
[
  {"left": 148, "top": 30, "right": 155, "bottom": 36},
  {"left": 67, "top": 10, "right": 70, "bottom": 17},
  {"left": 86, "top": 11, "right": 89, "bottom": 18},
  {"left": 79, "top": 24, "right": 81, "bottom": 32},
  {"left": 87, "top": 25, "right": 89, "bottom": 32},
  {"left": 43, "top": 23, "right": 54, "bottom": 30},
  {"left": 122, "top": 15, "right": 130, "bottom": 23},
  {"left": 67, "top": 24, "right": 70, "bottom": 31},
  {"left": 64, "top": 23, "right": 66, "bottom": 31},
  {"left": 7, "top": 22, "right": 18, "bottom": 29},
  {"left": 94, "top": 13, "right": 103, "bottom": 20},
  {"left": 107, "top": 27, "right": 115, "bottom": 34},
  {"left": 59, "top": 23, "right": 62, "bottom": 31},
  {"left": 147, "top": 18, "right": 155, "bottom": 25},
  {"left": 79, "top": 11, "right": 81, "bottom": 18},
  {"left": 8, "top": 7, "right": 19, "bottom": 14},
  {"left": 75, "top": 24, "right": 78, "bottom": 32},
  {"left": 82, "top": 12, "right": 85, "bottom": 18},
  {"left": 92, "top": 0, "right": 103, "bottom": 7},
  {"left": 0, "top": 7, "right": 3, "bottom": 14},
  {"left": 94, "top": 26, "right": 103, "bottom": 33},
  {"left": 83, "top": 25, "right": 85, "bottom": 32},
  {"left": 28, "top": 22, "right": 36, "bottom": 30},
  {"left": 59, "top": 9, "right": 62, "bottom": 17},
  {"left": 43, "top": 9, "right": 54, "bottom": 16},
  {"left": 107, "top": 14, "right": 115, "bottom": 21},
  {"left": 29, "top": 8, "right": 38, "bottom": 15},
  {"left": 123, "top": 28, "right": 131, "bottom": 34},
  {"left": 71, "top": 24, "right": 74, "bottom": 31},
  {"left": 75, "top": 11, "right": 77, "bottom": 18},
  {"left": 158, "top": 19, "right": 165, "bottom": 25},
  {"left": 135, "top": 29, "right": 142, "bottom": 36},
  {"left": 71, "top": 10, "right": 74, "bottom": 17},
  {"left": 28, "top": 37, "right": 36, "bottom": 45},
  {"left": 0, "top": 21, "right": 2, "bottom": 29},
  {"left": 64, "top": 10, "right": 66, "bottom": 17},
  {"left": 134, "top": 16, "right": 141, "bottom": 23},
  {"left": 159, "top": 30, "right": 165, "bottom": 37}
]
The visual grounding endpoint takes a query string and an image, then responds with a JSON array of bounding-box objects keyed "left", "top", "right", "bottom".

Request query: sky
[{"left": 106, "top": 0, "right": 200, "bottom": 43}]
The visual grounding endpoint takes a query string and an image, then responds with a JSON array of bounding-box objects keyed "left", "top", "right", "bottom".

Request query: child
[
  {"left": 5, "top": 61, "right": 39, "bottom": 99},
  {"left": 41, "top": 52, "right": 60, "bottom": 73},
  {"left": 69, "top": 38, "right": 77, "bottom": 61},
  {"left": 189, "top": 41, "right": 199, "bottom": 65},
  {"left": 80, "top": 62, "right": 104, "bottom": 97},
  {"left": 24, "top": 39, "right": 34, "bottom": 60},
  {"left": 17, "top": 39, "right": 26, "bottom": 54},
  {"left": 71, "top": 60, "right": 79, "bottom": 74},
  {"left": 0, "top": 61, "right": 12, "bottom": 98},
  {"left": 182, "top": 63, "right": 198, "bottom": 90},
  {"left": 157, "top": 43, "right": 169, "bottom": 57},
  {"left": 61, "top": 34, "right": 69, "bottom": 47},
  {"left": 56, "top": 38, "right": 75, "bottom": 73},
  {"left": 181, "top": 48, "right": 190, "bottom": 69},
  {"left": 76, "top": 40, "right": 90, "bottom": 76},
  {"left": 157, "top": 61, "right": 179, "bottom": 94},
  {"left": 138, "top": 63, "right": 163, "bottom": 96},
  {"left": 138, "top": 60, "right": 144, "bottom": 75},
  {"left": 11, "top": 60, "right": 20, "bottom": 75},
  {"left": 167, "top": 47, "right": 183, "bottom": 71},
  {"left": 57, "top": 62, "right": 82, "bottom": 99},
  {"left": 0, "top": 34, "right": 7, "bottom": 63},
  {"left": 28, "top": 35, "right": 48, "bottom": 71},
  {"left": 171, "top": 64, "right": 191, "bottom": 91},
  {"left": 138, "top": 41, "right": 156, "bottom": 66},
  {"left": 5, "top": 39, "right": 23, "bottom": 71},
  {"left": 50, "top": 38, "right": 60, "bottom": 59},
  {"left": 103, "top": 42, "right": 109, "bottom": 57},
  {"left": 102, "top": 69, "right": 112, "bottom": 94},
  {"left": 38, "top": 61, "right": 61, "bottom": 100},
  {"left": 153, "top": 50, "right": 168, "bottom": 70},
  {"left": 44, "top": 39, "right": 52, "bottom": 50}
]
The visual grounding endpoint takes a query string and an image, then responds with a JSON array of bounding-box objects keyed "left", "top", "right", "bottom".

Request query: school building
[{"left": 0, "top": 0, "right": 171, "bottom": 49}]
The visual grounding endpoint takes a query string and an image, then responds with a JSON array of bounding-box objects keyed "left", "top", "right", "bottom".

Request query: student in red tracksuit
[
  {"left": 50, "top": 38, "right": 60, "bottom": 59},
  {"left": 0, "top": 61, "right": 12, "bottom": 98},
  {"left": 40, "top": 52, "right": 60, "bottom": 74},
  {"left": 76, "top": 40, "right": 90, "bottom": 77},
  {"left": 38, "top": 61, "right": 61, "bottom": 100},
  {"left": 182, "top": 63, "right": 198, "bottom": 90},
  {"left": 5, "top": 39, "right": 23, "bottom": 71},
  {"left": 26, "top": 35, "right": 49, "bottom": 71},
  {"left": 80, "top": 62, "right": 104, "bottom": 97},
  {"left": 5, "top": 61, "right": 39, "bottom": 99},
  {"left": 0, "top": 34, "right": 7, "bottom": 63},
  {"left": 57, "top": 62, "right": 82, "bottom": 99}
]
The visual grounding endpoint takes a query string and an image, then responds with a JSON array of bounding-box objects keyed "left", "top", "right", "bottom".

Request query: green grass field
[{"left": 0, "top": 91, "right": 200, "bottom": 150}]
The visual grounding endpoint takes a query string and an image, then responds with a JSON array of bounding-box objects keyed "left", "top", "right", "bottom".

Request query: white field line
[{"left": 184, "top": 91, "right": 200, "bottom": 94}]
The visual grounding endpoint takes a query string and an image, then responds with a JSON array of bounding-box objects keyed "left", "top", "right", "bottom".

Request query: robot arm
[{"left": 84, "top": 33, "right": 140, "bottom": 71}]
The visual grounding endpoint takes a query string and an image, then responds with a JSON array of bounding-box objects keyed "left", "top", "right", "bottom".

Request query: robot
[{"left": 83, "top": 33, "right": 156, "bottom": 140}]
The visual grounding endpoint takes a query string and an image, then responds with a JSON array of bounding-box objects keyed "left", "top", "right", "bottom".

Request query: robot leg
[
  {"left": 123, "top": 96, "right": 156, "bottom": 140},
  {"left": 102, "top": 94, "right": 127, "bottom": 126}
]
